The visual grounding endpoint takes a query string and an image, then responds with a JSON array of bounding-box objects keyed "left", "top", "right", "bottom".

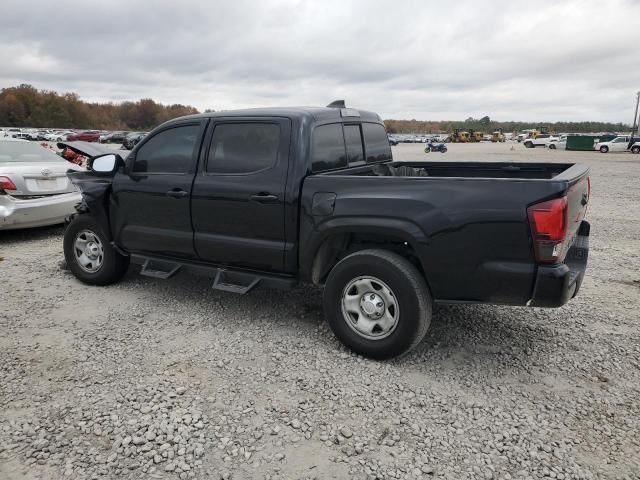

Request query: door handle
[
  {"left": 166, "top": 189, "right": 188, "bottom": 199},
  {"left": 249, "top": 193, "right": 279, "bottom": 204}
]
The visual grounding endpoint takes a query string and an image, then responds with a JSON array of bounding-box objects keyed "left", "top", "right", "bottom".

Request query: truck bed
[
  {"left": 300, "top": 161, "right": 589, "bottom": 305},
  {"left": 324, "top": 161, "right": 583, "bottom": 181}
]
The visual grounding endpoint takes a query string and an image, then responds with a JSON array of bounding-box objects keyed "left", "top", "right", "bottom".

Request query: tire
[
  {"left": 440, "top": 148, "right": 447, "bottom": 153},
  {"left": 548, "top": 144, "right": 556, "bottom": 149},
  {"left": 63, "top": 215, "right": 129, "bottom": 286},
  {"left": 600, "top": 145, "right": 609, "bottom": 153},
  {"left": 424, "top": 147, "right": 430, "bottom": 153},
  {"left": 323, "top": 249, "right": 432, "bottom": 360},
  {"left": 524, "top": 141, "right": 534, "bottom": 148},
  {"left": 631, "top": 146, "right": 640, "bottom": 154}
]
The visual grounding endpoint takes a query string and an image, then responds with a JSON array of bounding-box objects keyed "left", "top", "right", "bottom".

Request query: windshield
[{"left": 0, "top": 141, "right": 65, "bottom": 163}]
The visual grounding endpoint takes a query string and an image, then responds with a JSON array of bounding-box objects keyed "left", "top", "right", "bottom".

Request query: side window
[
  {"left": 344, "top": 124, "right": 364, "bottom": 165},
  {"left": 133, "top": 125, "right": 199, "bottom": 174},
  {"left": 207, "top": 123, "right": 280, "bottom": 174},
  {"left": 362, "top": 123, "right": 392, "bottom": 163},
  {"left": 311, "top": 124, "right": 347, "bottom": 172}
]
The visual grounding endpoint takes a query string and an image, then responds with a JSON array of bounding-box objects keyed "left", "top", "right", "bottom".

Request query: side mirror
[{"left": 89, "top": 153, "right": 124, "bottom": 174}]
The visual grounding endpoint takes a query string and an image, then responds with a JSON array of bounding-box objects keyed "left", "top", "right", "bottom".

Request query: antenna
[{"left": 326, "top": 100, "right": 346, "bottom": 108}]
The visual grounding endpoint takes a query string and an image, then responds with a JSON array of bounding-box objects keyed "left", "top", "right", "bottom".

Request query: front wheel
[
  {"left": 600, "top": 145, "right": 609, "bottom": 153},
  {"left": 548, "top": 144, "right": 556, "bottom": 149},
  {"left": 323, "top": 249, "right": 432, "bottom": 359},
  {"left": 64, "top": 215, "right": 129, "bottom": 285},
  {"left": 631, "top": 146, "right": 640, "bottom": 154},
  {"left": 424, "top": 147, "right": 430, "bottom": 153},
  {"left": 440, "top": 147, "right": 447, "bottom": 153},
  {"left": 524, "top": 141, "right": 534, "bottom": 148}
]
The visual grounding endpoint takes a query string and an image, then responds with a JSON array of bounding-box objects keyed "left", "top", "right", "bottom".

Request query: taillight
[
  {"left": 0, "top": 176, "right": 17, "bottom": 191},
  {"left": 527, "top": 197, "right": 568, "bottom": 264}
]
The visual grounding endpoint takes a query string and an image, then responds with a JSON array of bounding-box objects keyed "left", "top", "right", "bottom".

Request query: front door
[
  {"left": 191, "top": 118, "right": 291, "bottom": 271},
  {"left": 111, "top": 121, "right": 206, "bottom": 258},
  {"left": 611, "top": 136, "right": 629, "bottom": 151}
]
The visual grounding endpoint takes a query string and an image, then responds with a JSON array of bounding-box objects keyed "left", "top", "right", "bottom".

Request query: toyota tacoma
[{"left": 63, "top": 102, "right": 591, "bottom": 359}]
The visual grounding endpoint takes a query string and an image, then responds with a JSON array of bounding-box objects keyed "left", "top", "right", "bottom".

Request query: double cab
[{"left": 63, "top": 103, "right": 591, "bottom": 359}]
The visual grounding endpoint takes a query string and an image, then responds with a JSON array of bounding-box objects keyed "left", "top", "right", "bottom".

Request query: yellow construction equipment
[
  {"left": 492, "top": 129, "right": 505, "bottom": 142},
  {"left": 447, "top": 129, "right": 471, "bottom": 143},
  {"left": 470, "top": 131, "right": 484, "bottom": 142}
]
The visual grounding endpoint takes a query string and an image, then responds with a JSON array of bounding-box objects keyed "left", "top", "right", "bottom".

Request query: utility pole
[{"left": 630, "top": 91, "right": 640, "bottom": 148}]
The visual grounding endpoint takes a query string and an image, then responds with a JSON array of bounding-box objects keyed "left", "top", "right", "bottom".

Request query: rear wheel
[
  {"left": 323, "top": 249, "right": 431, "bottom": 359},
  {"left": 548, "top": 144, "right": 556, "bottom": 149},
  {"left": 631, "top": 146, "right": 640, "bottom": 154},
  {"left": 64, "top": 215, "right": 129, "bottom": 285},
  {"left": 600, "top": 145, "right": 609, "bottom": 153}
]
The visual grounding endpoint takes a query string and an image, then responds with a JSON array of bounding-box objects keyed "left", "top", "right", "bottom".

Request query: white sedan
[{"left": 0, "top": 139, "right": 81, "bottom": 230}]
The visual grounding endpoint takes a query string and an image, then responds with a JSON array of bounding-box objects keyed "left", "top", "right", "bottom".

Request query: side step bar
[
  {"left": 213, "top": 270, "right": 260, "bottom": 294},
  {"left": 130, "top": 254, "right": 296, "bottom": 294},
  {"left": 140, "top": 259, "right": 182, "bottom": 279}
]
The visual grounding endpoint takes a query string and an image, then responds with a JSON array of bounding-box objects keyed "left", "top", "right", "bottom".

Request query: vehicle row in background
[{"left": 1, "top": 128, "right": 147, "bottom": 148}]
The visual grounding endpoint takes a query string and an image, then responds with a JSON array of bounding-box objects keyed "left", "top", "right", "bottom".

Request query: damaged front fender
[{"left": 67, "top": 171, "right": 114, "bottom": 240}]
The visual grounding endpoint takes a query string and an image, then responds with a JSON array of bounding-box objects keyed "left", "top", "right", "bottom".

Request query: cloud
[{"left": 1, "top": 0, "right": 639, "bottom": 122}]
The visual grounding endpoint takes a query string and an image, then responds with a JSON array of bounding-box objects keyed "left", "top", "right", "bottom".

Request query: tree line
[
  {"left": 0, "top": 84, "right": 199, "bottom": 131},
  {"left": 0, "top": 85, "right": 630, "bottom": 134},
  {"left": 384, "top": 115, "right": 630, "bottom": 135}
]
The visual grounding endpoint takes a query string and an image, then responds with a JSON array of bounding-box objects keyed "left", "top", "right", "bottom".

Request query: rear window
[
  {"left": 311, "top": 124, "right": 347, "bottom": 172},
  {"left": 207, "top": 123, "right": 280, "bottom": 174},
  {"left": 0, "top": 141, "right": 64, "bottom": 163},
  {"left": 362, "top": 123, "right": 392, "bottom": 163},
  {"left": 344, "top": 125, "right": 364, "bottom": 165}
]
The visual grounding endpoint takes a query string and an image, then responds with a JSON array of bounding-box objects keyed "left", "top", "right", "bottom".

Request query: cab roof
[{"left": 167, "top": 105, "right": 383, "bottom": 125}]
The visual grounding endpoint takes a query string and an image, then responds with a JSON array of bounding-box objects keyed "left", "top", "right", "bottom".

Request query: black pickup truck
[{"left": 64, "top": 102, "right": 591, "bottom": 359}]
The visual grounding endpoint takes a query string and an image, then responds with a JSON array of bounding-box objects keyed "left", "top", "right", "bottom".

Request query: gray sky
[{"left": 1, "top": 0, "right": 639, "bottom": 122}]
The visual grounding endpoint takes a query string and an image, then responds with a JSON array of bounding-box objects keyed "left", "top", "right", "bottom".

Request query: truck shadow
[{"left": 116, "top": 271, "right": 557, "bottom": 373}]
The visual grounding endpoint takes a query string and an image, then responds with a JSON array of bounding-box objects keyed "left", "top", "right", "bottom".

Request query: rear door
[
  {"left": 191, "top": 117, "right": 291, "bottom": 271},
  {"left": 111, "top": 121, "right": 206, "bottom": 258}
]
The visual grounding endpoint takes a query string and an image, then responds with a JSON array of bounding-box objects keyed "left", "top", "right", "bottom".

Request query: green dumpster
[{"left": 566, "top": 134, "right": 617, "bottom": 151}]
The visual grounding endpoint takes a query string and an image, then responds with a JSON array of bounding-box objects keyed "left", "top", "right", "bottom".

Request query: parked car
[
  {"left": 62, "top": 103, "right": 591, "bottom": 360},
  {"left": 100, "top": 132, "right": 128, "bottom": 144},
  {"left": 44, "top": 131, "right": 73, "bottom": 142},
  {"left": 3, "top": 128, "right": 22, "bottom": 138},
  {"left": 67, "top": 130, "right": 101, "bottom": 142},
  {"left": 388, "top": 136, "right": 399, "bottom": 146},
  {"left": 594, "top": 135, "right": 633, "bottom": 153},
  {"left": 122, "top": 132, "right": 147, "bottom": 149},
  {"left": 523, "top": 134, "right": 559, "bottom": 148},
  {"left": 0, "top": 139, "right": 81, "bottom": 230},
  {"left": 548, "top": 135, "right": 567, "bottom": 150}
]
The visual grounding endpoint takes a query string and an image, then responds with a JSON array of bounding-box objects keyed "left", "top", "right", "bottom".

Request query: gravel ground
[{"left": 1, "top": 143, "right": 639, "bottom": 480}]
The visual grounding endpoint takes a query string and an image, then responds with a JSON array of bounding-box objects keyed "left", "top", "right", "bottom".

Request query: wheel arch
[{"left": 303, "top": 220, "right": 432, "bottom": 291}]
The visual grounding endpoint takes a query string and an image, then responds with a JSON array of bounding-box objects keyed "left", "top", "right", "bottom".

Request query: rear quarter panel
[{"left": 300, "top": 175, "right": 570, "bottom": 304}]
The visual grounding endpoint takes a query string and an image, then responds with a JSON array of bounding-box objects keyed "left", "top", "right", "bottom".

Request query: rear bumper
[
  {"left": 529, "top": 220, "right": 590, "bottom": 307},
  {"left": 0, "top": 192, "right": 81, "bottom": 230}
]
